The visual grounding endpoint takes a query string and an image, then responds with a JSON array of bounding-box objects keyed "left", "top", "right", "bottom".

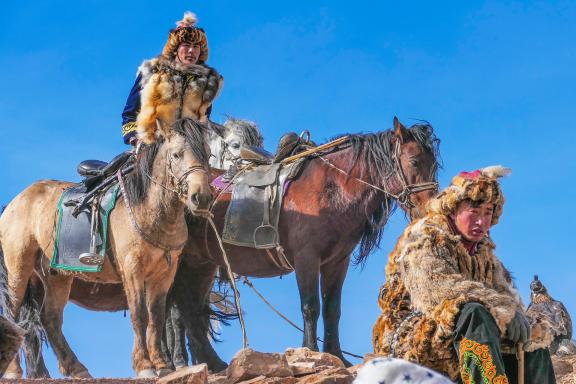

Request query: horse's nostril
[
  {"left": 198, "top": 193, "right": 212, "bottom": 207},
  {"left": 191, "top": 193, "right": 200, "bottom": 206}
]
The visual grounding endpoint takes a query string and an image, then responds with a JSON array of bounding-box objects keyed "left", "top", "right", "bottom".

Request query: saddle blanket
[
  {"left": 51, "top": 184, "right": 119, "bottom": 272},
  {"left": 221, "top": 161, "right": 302, "bottom": 248}
]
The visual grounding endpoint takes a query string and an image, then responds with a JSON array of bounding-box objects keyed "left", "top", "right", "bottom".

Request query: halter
[
  {"left": 316, "top": 137, "right": 438, "bottom": 210},
  {"left": 390, "top": 139, "right": 439, "bottom": 209}
]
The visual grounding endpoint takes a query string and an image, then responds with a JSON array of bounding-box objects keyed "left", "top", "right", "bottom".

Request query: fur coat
[
  {"left": 136, "top": 56, "right": 223, "bottom": 143},
  {"left": 372, "top": 213, "right": 553, "bottom": 380}
]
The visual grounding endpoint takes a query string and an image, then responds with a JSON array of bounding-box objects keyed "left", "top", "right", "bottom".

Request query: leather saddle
[{"left": 78, "top": 151, "right": 133, "bottom": 189}]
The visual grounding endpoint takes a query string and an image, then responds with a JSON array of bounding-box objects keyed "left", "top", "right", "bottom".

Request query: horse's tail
[{"left": 0, "top": 238, "right": 47, "bottom": 377}]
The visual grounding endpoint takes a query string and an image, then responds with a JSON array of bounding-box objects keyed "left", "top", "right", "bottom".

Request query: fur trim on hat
[
  {"left": 162, "top": 11, "right": 209, "bottom": 63},
  {"left": 481, "top": 165, "right": 511, "bottom": 179},
  {"left": 427, "top": 165, "right": 510, "bottom": 225}
]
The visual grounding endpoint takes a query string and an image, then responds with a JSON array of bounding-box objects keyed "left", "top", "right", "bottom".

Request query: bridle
[
  {"left": 317, "top": 138, "right": 438, "bottom": 210},
  {"left": 390, "top": 139, "right": 438, "bottom": 209}
]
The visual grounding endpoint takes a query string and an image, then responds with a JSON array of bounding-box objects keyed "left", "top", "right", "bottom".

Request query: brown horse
[
  {"left": 0, "top": 119, "right": 212, "bottom": 378},
  {"left": 176, "top": 117, "right": 440, "bottom": 368}
]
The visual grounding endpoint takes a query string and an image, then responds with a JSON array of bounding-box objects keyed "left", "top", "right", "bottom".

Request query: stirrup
[{"left": 79, "top": 252, "right": 104, "bottom": 266}]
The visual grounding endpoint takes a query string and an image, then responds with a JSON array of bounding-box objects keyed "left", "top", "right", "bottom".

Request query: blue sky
[{"left": 1, "top": 0, "right": 575, "bottom": 378}]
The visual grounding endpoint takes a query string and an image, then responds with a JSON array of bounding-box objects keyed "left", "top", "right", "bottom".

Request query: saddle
[
  {"left": 54, "top": 151, "right": 135, "bottom": 267},
  {"left": 221, "top": 132, "right": 314, "bottom": 249}
]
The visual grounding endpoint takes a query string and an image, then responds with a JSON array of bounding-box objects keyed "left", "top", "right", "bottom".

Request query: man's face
[
  {"left": 450, "top": 200, "right": 494, "bottom": 242},
  {"left": 176, "top": 42, "right": 200, "bottom": 65}
]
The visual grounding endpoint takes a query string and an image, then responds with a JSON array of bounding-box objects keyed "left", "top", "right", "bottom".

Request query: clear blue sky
[{"left": 1, "top": 0, "right": 575, "bottom": 378}]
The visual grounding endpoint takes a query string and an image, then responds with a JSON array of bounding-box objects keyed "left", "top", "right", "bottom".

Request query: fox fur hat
[
  {"left": 428, "top": 165, "right": 511, "bottom": 225},
  {"left": 162, "top": 12, "right": 209, "bottom": 63}
]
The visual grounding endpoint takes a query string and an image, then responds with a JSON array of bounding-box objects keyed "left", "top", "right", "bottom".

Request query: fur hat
[
  {"left": 428, "top": 165, "right": 511, "bottom": 225},
  {"left": 162, "top": 12, "right": 209, "bottom": 63}
]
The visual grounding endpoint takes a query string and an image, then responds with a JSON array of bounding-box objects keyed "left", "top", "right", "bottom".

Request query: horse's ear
[{"left": 393, "top": 116, "right": 408, "bottom": 144}]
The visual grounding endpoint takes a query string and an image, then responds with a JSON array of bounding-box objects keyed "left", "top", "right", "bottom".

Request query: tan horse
[{"left": 0, "top": 119, "right": 212, "bottom": 378}]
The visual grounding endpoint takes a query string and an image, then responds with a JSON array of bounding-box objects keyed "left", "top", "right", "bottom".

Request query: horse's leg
[
  {"left": 169, "top": 302, "right": 188, "bottom": 369},
  {"left": 40, "top": 274, "right": 91, "bottom": 378},
  {"left": 295, "top": 255, "right": 320, "bottom": 351},
  {"left": 162, "top": 306, "right": 175, "bottom": 370},
  {"left": 24, "top": 274, "right": 50, "bottom": 379},
  {"left": 2, "top": 243, "right": 38, "bottom": 378},
  {"left": 320, "top": 255, "right": 352, "bottom": 366},
  {"left": 144, "top": 277, "right": 173, "bottom": 376},
  {"left": 122, "top": 274, "right": 154, "bottom": 377},
  {"left": 173, "top": 259, "right": 227, "bottom": 372}
]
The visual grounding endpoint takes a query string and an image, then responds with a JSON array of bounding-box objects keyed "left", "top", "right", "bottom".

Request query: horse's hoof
[
  {"left": 3, "top": 372, "right": 22, "bottom": 379},
  {"left": 157, "top": 368, "right": 174, "bottom": 377},
  {"left": 137, "top": 368, "right": 157, "bottom": 378},
  {"left": 73, "top": 370, "right": 92, "bottom": 379}
]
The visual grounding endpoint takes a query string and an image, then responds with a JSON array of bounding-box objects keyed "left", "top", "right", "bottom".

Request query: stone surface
[
  {"left": 554, "top": 355, "right": 576, "bottom": 384},
  {"left": 227, "top": 348, "right": 293, "bottom": 383},
  {"left": 296, "top": 367, "right": 353, "bottom": 384},
  {"left": 284, "top": 348, "right": 345, "bottom": 376},
  {"left": 158, "top": 364, "right": 209, "bottom": 384}
]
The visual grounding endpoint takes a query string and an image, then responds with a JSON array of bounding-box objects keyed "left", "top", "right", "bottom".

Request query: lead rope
[
  {"left": 206, "top": 215, "right": 249, "bottom": 349},
  {"left": 241, "top": 276, "right": 363, "bottom": 359}
]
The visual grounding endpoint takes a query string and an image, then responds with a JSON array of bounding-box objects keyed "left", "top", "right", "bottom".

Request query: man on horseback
[
  {"left": 121, "top": 11, "right": 222, "bottom": 146},
  {"left": 372, "top": 166, "right": 556, "bottom": 383}
]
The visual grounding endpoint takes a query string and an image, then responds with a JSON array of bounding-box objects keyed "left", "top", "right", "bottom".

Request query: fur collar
[{"left": 137, "top": 55, "right": 213, "bottom": 85}]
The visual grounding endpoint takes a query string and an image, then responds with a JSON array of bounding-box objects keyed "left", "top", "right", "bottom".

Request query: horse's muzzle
[{"left": 191, "top": 192, "right": 213, "bottom": 211}]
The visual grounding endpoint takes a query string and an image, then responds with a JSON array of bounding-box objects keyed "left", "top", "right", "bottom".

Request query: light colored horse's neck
[{"left": 133, "top": 146, "right": 187, "bottom": 243}]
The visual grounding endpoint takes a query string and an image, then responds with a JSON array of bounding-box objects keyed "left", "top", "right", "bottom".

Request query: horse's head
[
  {"left": 219, "top": 118, "right": 264, "bottom": 169},
  {"left": 163, "top": 119, "right": 212, "bottom": 214},
  {"left": 392, "top": 117, "right": 440, "bottom": 219}
]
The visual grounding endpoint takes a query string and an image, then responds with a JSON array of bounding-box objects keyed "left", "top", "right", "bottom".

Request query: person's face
[
  {"left": 450, "top": 200, "right": 494, "bottom": 242},
  {"left": 176, "top": 42, "right": 200, "bottom": 65}
]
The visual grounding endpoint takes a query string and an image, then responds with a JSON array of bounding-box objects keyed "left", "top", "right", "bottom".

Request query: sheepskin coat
[
  {"left": 372, "top": 212, "right": 553, "bottom": 380},
  {"left": 136, "top": 56, "right": 223, "bottom": 143}
]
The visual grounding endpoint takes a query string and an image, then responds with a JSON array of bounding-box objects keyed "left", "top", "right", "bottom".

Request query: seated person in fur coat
[
  {"left": 121, "top": 11, "right": 223, "bottom": 146},
  {"left": 372, "top": 166, "right": 556, "bottom": 383}
]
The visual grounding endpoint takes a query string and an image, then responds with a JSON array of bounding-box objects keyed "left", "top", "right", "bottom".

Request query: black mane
[
  {"left": 124, "top": 119, "right": 209, "bottom": 205},
  {"left": 334, "top": 123, "right": 441, "bottom": 266}
]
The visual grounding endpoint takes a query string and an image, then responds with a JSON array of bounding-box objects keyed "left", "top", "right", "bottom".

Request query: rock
[
  {"left": 158, "top": 364, "right": 208, "bottom": 384},
  {"left": 296, "top": 367, "right": 353, "bottom": 384},
  {"left": 227, "top": 348, "right": 293, "bottom": 382},
  {"left": 285, "top": 348, "right": 345, "bottom": 376},
  {"left": 209, "top": 372, "right": 233, "bottom": 384},
  {"left": 238, "top": 377, "right": 298, "bottom": 384}
]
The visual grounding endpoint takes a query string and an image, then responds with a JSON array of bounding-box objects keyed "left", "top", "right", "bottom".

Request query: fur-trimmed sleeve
[{"left": 397, "top": 222, "right": 522, "bottom": 336}]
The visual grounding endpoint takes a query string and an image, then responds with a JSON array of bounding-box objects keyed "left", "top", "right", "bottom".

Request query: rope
[
  {"left": 206, "top": 216, "right": 249, "bottom": 349},
  {"left": 241, "top": 276, "right": 363, "bottom": 360}
]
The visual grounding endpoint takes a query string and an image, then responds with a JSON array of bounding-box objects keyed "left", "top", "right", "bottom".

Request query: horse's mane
[
  {"left": 224, "top": 117, "right": 264, "bottom": 147},
  {"left": 124, "top": 119, "right": 209, "bottom": 205},
  {"left": 332, "top": 123, "right": 441, "bottom": 266}
]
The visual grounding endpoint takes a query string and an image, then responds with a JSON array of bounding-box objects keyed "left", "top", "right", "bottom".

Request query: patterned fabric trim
[
  {"left": 459, "top": 338, "right": 509, "bottom": 384},
  {"left": 122, "top": 121, "right": 137, "bottom": 136}
]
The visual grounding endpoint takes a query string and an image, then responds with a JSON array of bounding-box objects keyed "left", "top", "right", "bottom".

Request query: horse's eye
[
  {"left": 173, "top": 152, "right": 182, "bottom": 159},
  {"left": 409, "top": 159, "right": 419, "bottom": 167},
  {"left": 230, "top": 143, "right": 240, "bottom": 149}
]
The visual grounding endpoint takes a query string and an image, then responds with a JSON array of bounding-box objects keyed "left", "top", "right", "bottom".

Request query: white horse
[{"left": 207, "top": 117, "right": 264, "bottom": 169}]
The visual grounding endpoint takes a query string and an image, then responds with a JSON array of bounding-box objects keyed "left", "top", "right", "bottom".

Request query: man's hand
[{"left": 506, "top": 310, "right": 531, "bottom": 344}]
